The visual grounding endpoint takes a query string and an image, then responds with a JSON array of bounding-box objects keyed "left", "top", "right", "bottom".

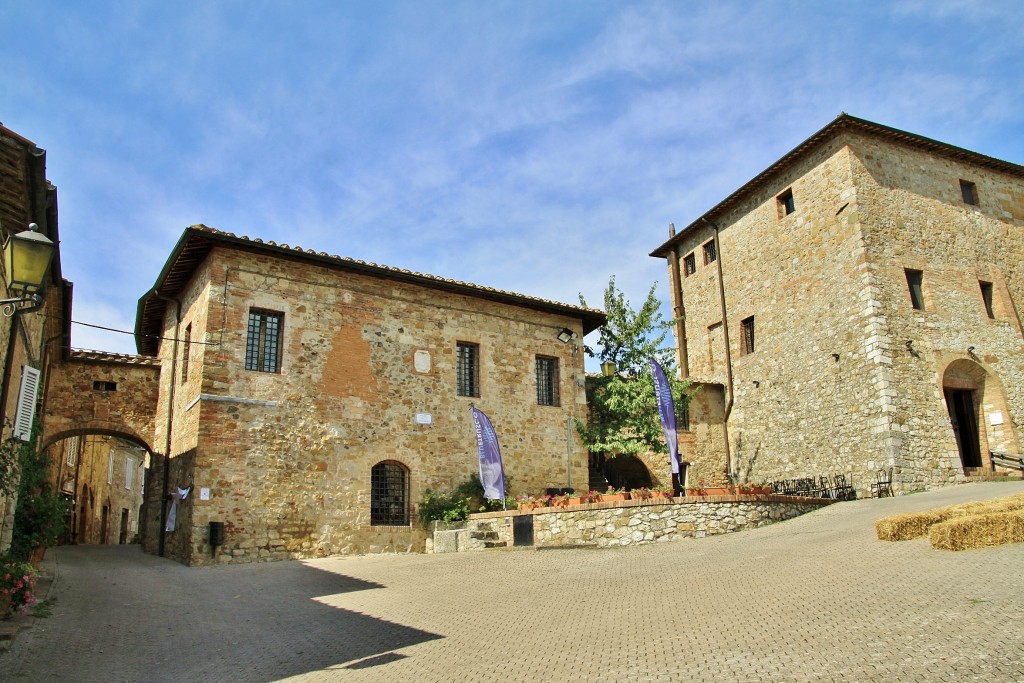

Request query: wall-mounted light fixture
[
  {"left": 600, "top": 360, "right": 617, "bottom": 377},
  {"left": 967, "top": 346, "right": 978, "bottom": 359},
  {"left": 557, "top": 328, "right": 577, "bottom": 343},
  {"left": 1, "top": 223, "right": 56, "bottom": 317},
  {"left": 831, "top": 353, "right": 840, "bottom": 362}
]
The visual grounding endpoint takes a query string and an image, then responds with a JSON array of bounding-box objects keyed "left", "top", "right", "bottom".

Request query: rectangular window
[
  {"left": 683, "top": 253, "right": 696, "bottom": 277},
  {"left": 245, "top": 309, "right": 283, "bottom": 372},
  {"left": 536, "top": 356, "right": 560, "bottom": 406},
  {"left": 678, "top": 405, "right": 691, "bottom": 432},
  {"left": 456, "top": 342, "right": 480, "bottom": 397},
  {"left": 702, "top": 240, "right": 717, "bottom": 265},
  {"left": 93, "top": 381, "right": 117, "bottom": 391},
  {"left": 777, "top": 188, "right": 795, "bottom": 217},
  {"left": 181, "top": 323, "right": 191, "bottom": 383},
  {"left": 65, "top": 436, "right": 79, "bottom": 467},
  {"left": 960, "top": 179, "right": 978, "bottom": 206},
  {"left": 980, "top": 281, "right": 995, "bottom": 318},
  {"left": 125, "top": 457, "right": 136, "bottom": 490},
  {"left": 905, "top": 269, "right": 925, "bottom": 310},
  {"left": 741, "top": 316, "right": 755, "bottom": 355}
]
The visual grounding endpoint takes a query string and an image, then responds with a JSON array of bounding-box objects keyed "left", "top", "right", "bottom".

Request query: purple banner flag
[
  {"left": 649, "top": 358, "right": 680, "bottom": 474},
  {"left": 471, "top": 407, "right": 506, "bottom": 500}
]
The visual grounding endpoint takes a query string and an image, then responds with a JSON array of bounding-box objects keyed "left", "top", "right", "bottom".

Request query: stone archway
[
  {"left": 603, "top": 454, "right": 654, "bottom": 491},
  {"left": 940, "top": 358, "right": 1019, "bottom": 474}
]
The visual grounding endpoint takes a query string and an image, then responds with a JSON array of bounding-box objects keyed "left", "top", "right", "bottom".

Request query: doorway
[
  {"left": 945, "top": 388, "right": 982, "bottom": 470},
  {"left": 119, "top": 509, "right": 130, "bottom": 544}
]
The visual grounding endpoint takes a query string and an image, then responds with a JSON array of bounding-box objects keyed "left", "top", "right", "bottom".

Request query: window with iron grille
[
  {"left": 683, "top": 252, "right": 696, "bottom": 277},
  {"left": 702, "top": 240, "right": 717, "bottom": 265},
  {"left": 536, "top": 355, "right": 559, "bottom": 406},
  {"left": 181, "top": 323, "right": 191, "bottom": 383},
  {"left": 741, "top": 316, "right": 755, "bottom": 355},
  {"left": 905, "top": 269, "right": 925, "bottom": 310},
  {"left": 678, "top": 405, "right": 691, "bottom": 432},
  {"left": 370, "top": 461, "right": 410, "bottom": 526},
  {"left": 246, "top": 310, "right": 283, "bottom": 372},
  {"left": 456, "top": 342, "right": 480, "bottom": 397}
]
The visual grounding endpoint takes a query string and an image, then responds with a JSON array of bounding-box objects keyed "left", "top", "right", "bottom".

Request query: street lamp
[
  {"left": 600, "top": 360, "right": 617, "bottom": 377},
  {"left": 1, "top": 223, "right": 56, "bottom": 316}
]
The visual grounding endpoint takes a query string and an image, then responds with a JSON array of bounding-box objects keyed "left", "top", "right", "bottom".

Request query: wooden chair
[{"left": 871, "top": 467, "right": 893, "bottom": 498}]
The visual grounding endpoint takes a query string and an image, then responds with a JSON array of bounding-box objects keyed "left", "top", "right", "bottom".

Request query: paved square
[{"left": 4, "top": 482, "right": 1024, "bottom": 682}]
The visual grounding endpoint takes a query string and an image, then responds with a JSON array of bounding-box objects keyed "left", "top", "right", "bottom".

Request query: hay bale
[
  {"left": 876, "top": 493, "right": 1024, "bottom": 541},
  {"left": 929, "top": 510, "right": 1024, "bottom": 551}
]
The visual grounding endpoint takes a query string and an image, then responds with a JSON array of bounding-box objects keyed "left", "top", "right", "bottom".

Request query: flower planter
[
  {"left": 650, "top": 491, "right": 672, "bottom": 499},
  {"left": 702, "top": 487, "right": 733, "bottom": 496},
  {"left": 566, "top": 497, "right": 583, "bottom": 506},
  {"left": 602, "top": 493, "right": 630, "bottom": 502}
]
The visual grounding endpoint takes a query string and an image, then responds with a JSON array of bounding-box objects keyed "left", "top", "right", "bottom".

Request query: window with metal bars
[
  {"left": 741, "top": 316, "right": 755, "bottom": 355},
  {"left": 702, "top": 240, "right": 717, "bottom": 265},
  {"left": 683, "top": 252, "right": 696, "bottom": 277},
  {"left": 370, "top": 461, "right": 410, "bottom": 526},
  {"left": 245, "top": 310, "right": 283, "bottom": 372},
  {"left": 456, "top": 342, "right": 480, "bottom": 397},
  {"left": 536, "top": 355, "right": 559, "bottom": 406}
]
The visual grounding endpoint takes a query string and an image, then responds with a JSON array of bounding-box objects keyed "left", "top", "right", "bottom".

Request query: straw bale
[
  {"left": 929, "top": 510, "right": 1024, "bottom": 551},
  {"left": 876, "top": 493, "right": 1024, "bottom": 541}
]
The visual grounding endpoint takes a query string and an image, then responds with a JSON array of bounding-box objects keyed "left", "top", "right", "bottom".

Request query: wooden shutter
[{"left": 13, "top": 365, "right": 41, "bottom": 441}]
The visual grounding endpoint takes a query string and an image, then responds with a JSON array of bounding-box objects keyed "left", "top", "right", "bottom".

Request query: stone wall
[
  {"left": 662, "top": 126, "right": 1024, "bottom": 496},
  {"left": 437, "top": 495, "right": 829, "bottom": 552},
  {"left": 150, "top": 239, "right": 597, "bottom": 564}
]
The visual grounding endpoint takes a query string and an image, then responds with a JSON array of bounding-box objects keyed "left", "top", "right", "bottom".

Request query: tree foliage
[
  {"left": 576, "top": 277, "right": 691, "bottom": 456},
  {"left": 10, "top": 426, "right": 67, "bottom": 560}
]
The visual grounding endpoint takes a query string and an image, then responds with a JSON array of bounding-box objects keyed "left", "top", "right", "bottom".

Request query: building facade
[
  {"left": 0, "top": 123, "right": 65, "bottom": 553},
  {"left": 136, "top": 226, "right": 604, "bottom": 565},
  {"left": 652, "top": 115, "right": 1024, "bottom": 494}
]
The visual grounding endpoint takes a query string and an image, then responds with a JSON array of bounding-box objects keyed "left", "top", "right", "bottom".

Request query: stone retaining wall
[{"left": 430, "top": 495, "right": 830, "bottom": 552}]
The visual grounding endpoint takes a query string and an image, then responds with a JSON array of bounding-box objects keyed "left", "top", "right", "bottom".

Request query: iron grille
[
  {"left": 246, "top": 310, "right": 282, "bottom": 372},
  {"left": 456, "top": 342, "right": 479, "bottom": 397},
  {"left": 371, "top": 461, "right": 410, "bottom": 526},
  {"left": 741, "top": 316, "right": 755, "bottom": 354},
  {"left": 536, "top": 356, "right": 559, "bottom": 406}
]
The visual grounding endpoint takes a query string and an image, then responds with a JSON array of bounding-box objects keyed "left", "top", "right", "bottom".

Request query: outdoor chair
[
  {"left": 831, "top": 474, "right": 855, "bottom": 500},
  {"left": 870, "top": 467, "right": 893, "bottom": 498}
]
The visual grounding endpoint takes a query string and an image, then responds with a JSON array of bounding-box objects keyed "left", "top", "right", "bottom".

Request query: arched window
[{"left": 371, "top": 461, "right": 410, "bottom": 526}]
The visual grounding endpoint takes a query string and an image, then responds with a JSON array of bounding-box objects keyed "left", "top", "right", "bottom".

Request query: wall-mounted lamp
[
  {"left": 1, "top": 223, "right": 56, "bottom": 317},
  {"left": 600, "top": 360, "right": 617, "bottom": 377},
  {"left": 831, "top": 353, "right": 840, "bottom": 362},
  {"left": 557, "top": 328, "right": 578, "bottom": 343},
  {"left": 967, "top": 346, "right": 978, "bottom": 359},
  {"left": 752, "top": 380, "right": 760, "bottom": 388}
]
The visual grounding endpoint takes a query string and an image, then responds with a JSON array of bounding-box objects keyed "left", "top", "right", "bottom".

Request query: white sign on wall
[
  {"left": 990, "top": 412, "right": 1004, "bottom": 426},
  {"left": 414, "top": 350, "right": 431, "bottom": 373},
  {"left": 200, "top": 488, "right": 211, "bottom": 500},
  {"left": 416, "top": 413, "right": 433, "bottom": 425}
]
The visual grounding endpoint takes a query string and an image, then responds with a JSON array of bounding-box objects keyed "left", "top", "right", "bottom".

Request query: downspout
[
  {"left": 154, "top": 293, "right": 182, "bottom": 557},
  {"left": 701, "top": 218, "right": 734, "bottom": 482},
  {"left": 665, "top": 224, "right": 689, "bottom": 378}
]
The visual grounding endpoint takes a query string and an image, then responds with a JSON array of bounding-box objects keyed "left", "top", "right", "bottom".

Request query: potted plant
[
  {"left": 651, "top": 484, "right": 673, "bottom": 499},
  {"left": 551, "top": 493, "right": 570, "bottom": 507},
  {"left": 603, "top": 486, "right": 630, "bottom": 502},
  {"left": 583, "top": 490, "right": 603, "bottom": 504},
  {"left": 686, "top": 482, "right": 707, "bottom": 496},
  {"left": 0, "top": 560, "right": 37, "bottom": 619},
  {"left": 631, "top": 486, "right": 652, "bottom": 500}
]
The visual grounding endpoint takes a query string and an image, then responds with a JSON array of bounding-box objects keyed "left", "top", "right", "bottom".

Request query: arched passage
[
  {"left": 940, "top": 357, "right": 1019, "bottom": 474},
  {"left": 602, "top": 454, "right": 653, "bottom": 491}
]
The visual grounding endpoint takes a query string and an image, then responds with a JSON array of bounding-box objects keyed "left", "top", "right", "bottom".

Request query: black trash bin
[{"left": 209, "top": 521, "right": 225, "bottom": 553}]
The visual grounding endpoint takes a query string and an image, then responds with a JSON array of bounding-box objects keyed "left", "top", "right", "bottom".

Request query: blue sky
[{"left": 3, "top": 1, "right": 1023, "bottom": 368}]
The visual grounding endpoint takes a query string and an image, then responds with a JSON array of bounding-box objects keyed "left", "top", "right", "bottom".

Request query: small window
[
  {"left": 370, "top": 461, "right": 410, "bottom": 526},
  {"left": 683, "top": 253, "right": 696, "bottom": 277},
  {"left": 905, "top": 269, "right": 925, "bottom": 310},
  {"left": 456, "top": 342, "right": 480, "bottom": 397},
  {"left": 245, "top": 310, "right": 283, "bottom": 372},
  {"left": 536, "top": 355, "right": 560, "bottom": 406},
  {"left": 181, "top": 324, "right": 191, "bottom": 383},
  {"left": 960, "top": 179, "right": 978, "bottom": 206},
  {"left": 777, "top": 188, "right": 795, "bottom": 217},
  {"left": 93, "top": 381, "right": 117, "bottom": 391},
  {"left": 65, "top": 436, "right": 79, "bottom": 467},
  {"left": 980, "top": 281, "right": 995, "bottom": 318},
  {"left": 678, "top": 405, "right": 690, "bottom": 432},
  {"left": 702, "top": 240, "right": 717, "bottom": 265},
  {"left": 741, "top": 316, "right": 755, "bottom": 355}
]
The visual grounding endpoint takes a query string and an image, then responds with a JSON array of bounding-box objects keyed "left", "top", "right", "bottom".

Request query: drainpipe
[
  {"left": 701, "top": 218, "right": 734, "bottom": 482},
  {"left": 665, "top": 224, "right": 689, "bottom": 378},
  {"left": 154, "top": 293, "right": 181, "bottom": 557}
]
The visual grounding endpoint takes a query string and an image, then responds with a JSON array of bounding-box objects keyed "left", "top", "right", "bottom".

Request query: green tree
[
  {"left": 576, "top": 277, "right": 690, "bottom": 455},
  {"left": 10, "top": 427, "right": 67, "bottom": 560}
]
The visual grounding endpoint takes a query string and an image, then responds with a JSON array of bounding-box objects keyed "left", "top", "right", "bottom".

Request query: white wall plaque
[
  {"left": 990, "top": 412, "right": 1004, "bottom": 426},
  {"left": 200, "top": 487, "right": 210, "bottom": 500},
  {"left": 414, "top": 350, "right": 431, "bottom": 373},
  {"left": 416, "top": 413, "right": 433, "bottom": 425}
]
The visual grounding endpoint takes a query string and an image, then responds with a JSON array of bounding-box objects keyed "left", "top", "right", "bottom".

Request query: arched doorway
[
  {"left": 602, "top": 454, "right": 653, "bottom": 491},
  {"left": 941, "top": 358, "right": 1018, "bottom": 474}
]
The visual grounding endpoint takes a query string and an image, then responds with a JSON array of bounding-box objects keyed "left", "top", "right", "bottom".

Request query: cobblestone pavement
[{"left": 3, "top": 481, "right": 1024, "bottom": 682}]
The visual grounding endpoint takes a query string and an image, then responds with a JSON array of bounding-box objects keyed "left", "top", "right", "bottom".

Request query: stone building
[
  {"left": 651, "top": 114, "right": 1024, "bottom": 495},
  {"left": 50, "top": 434, "right": 148, "bottom": 545},
  {"left": 0, "top": 123, "right": 65, "bottom": 553},
  {"left": 135, "top": 225, "right": 604, "bottom": 565}
]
